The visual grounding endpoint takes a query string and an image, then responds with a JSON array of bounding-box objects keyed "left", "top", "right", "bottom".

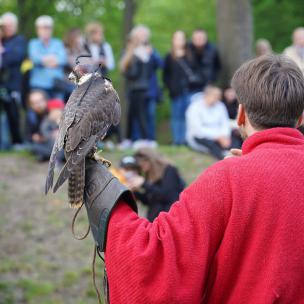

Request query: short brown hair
[{"left": 231, "top": 54, "right": 304, "bottom": 129}]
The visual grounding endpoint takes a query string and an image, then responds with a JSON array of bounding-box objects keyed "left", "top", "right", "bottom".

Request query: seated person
[
  {"left": 30, "top": 99, "right": 64, "bottom": 161},
  {"left": 25, "top": 90, "right": 48, "bottom": 143},
  {"left": 127, "top": 148, "right": 185, "bottom": 221},
  {"left": 223, "top": 87, "right": 242, "bottom": 148},
  {"left": 109, "top": 155, "right": 140, "bottom": 185},
  {"left": 186, "top": 85, "right": 231, "bottom": 160}
]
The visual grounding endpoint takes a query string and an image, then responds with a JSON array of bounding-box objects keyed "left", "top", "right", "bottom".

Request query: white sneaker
[{"left": 118, "top": 139, "right": 132, "bottom": 150}]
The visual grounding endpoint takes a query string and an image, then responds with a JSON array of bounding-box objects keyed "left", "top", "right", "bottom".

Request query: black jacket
[
  {"left": 124, "top": 56, "right": 152, "bottom": 93},
  {"left": 163, "top": 54, "right": 189, "bottom": 99},
  {"left": 187, "top": 42, "right": 221, "bottom": 92},
  {"left": 135, "top": 165, "right": 185, "bottom": 221},
  {"left": 1, "top": 34, "right": 27, "bottom": 91}
]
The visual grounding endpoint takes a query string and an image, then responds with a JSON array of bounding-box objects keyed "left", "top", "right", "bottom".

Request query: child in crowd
[{"left": 25, "top": 90, "right": 48, "bottom": 143}]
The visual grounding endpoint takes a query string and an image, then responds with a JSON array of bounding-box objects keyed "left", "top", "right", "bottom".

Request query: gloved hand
[{"left": 84, "top": 158, "right": 137, "bottom": 252}]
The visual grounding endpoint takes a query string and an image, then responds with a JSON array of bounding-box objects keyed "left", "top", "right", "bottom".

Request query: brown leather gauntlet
[{"left": 84, "top": 158, "right": 137, "bottom": 252}]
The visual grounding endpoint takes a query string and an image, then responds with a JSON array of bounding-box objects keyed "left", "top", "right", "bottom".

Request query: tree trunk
[
  {"left": 123, "top": 0, "right": 137, "bottom": 46},
  {"left": 216, "top": 0, "right": 253, "bottom": 87}
]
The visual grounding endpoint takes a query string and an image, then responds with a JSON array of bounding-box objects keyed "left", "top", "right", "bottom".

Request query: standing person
[
  {"left": 284, "top": 27, "right": 304, "bottom": 75},
  {"left": 186, "top": 85, "right": 231, "bottom": 159},
  {"left": 128, "top": 25, "right": 162, "bottom": 143},
  {"left": 187, "top": 28, "right": 221, "bottom": 95},
  {"left": 127, "top": 148, "right": 185, "bottom": 221},
  {"left": 28, "top": 15, "right": 67, "bottom": 98},
  {"left": 120, "top": 26, "right": 153, "bottom": 144},
  {"left": 0, "top": 12, "right": 26, "bottom": 146},
  {"left": 84, "top": 22, "right": 115, "bottom": 75},
  {"left": 81, "top": 54, "right": 304, "bottom": 303},
  {"left": 163, "top": 30, "right": 190, "bottom": 145}
]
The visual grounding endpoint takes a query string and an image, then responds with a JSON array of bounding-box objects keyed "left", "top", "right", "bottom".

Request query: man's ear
[
  {"left": 296, "top": 114, "right": 303, "bottom": 128},
  {"left": 237, "top": 104, "right": 246, "bottom": 127}
]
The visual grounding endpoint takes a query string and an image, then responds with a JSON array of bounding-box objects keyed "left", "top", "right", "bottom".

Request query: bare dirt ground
[{"left": 0, "top": 148, "right": 213, "bottom": 304}]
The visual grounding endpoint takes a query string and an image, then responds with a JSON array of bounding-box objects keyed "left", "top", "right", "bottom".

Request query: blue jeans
[
  {"left": 132, "top": 99, "right": 157, "bottom": 141},
  {"left": 171, "top": 94, "right": 190, "bottom": 145}
]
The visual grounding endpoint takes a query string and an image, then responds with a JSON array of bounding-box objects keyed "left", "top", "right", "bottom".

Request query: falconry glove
[{"left": 84, "top": 158, "right": 137, "bottom": 252}]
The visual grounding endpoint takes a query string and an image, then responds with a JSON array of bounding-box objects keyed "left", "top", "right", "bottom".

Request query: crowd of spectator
[{"left": 1, "top": 11, "right": 304, "bottom": 162}]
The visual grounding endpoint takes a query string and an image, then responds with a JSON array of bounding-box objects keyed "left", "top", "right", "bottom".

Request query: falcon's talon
[
  {"left": 70, "top": 201, "right": 83, "bottom": 209},
  {"left": 93, "top": 152, "right": 112, "bottom": 168}
]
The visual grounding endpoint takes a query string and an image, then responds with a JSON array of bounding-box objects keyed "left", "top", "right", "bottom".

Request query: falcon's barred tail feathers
[
  {"left": 53, "top": 135, "right": 97, "bottom": 194},
  {"left": 45, "top": 145, "right": 59, "bottom": 194},
  {"left": 68, "top": 158, "right": 85, "bottom": 208}
]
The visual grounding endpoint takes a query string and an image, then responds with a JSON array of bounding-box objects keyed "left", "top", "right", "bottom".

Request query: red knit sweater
[{"left": 105, "top": 128, "right": 304, "bottom": 303}]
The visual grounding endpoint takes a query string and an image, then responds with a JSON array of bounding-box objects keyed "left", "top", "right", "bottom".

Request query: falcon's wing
[{"left": 45, "top": 81, "right": 93, "bottom": 194}]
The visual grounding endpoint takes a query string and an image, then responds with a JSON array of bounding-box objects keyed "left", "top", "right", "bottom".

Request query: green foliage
[
  {"left": 136, "top": 0, "right": 216, "bottom": 55},
  {"left": 253, "top": 0, "right": 304, "bottom": 52}
]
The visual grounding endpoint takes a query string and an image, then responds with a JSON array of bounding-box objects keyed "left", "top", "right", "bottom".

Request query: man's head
[
  {"left": 231, "top": 55, "right": 304, "bottom": 138},
  {"left": 292, "top": 27, "right": 304, "bottom": 48},
  {"left": 192, "top": 28, "right": 208, "bottom": 49},
  {"left": 35, "top": 15, "right": 53, "bottom": 42},
  {"left": 1, "top": 12, "right": 18, "bottom": 38},
  {"left": 204, "top": 86, "right": 222, "bottom": 107},
  {"left": 28, "top": 90, "right": 48, "bottom": 114}
]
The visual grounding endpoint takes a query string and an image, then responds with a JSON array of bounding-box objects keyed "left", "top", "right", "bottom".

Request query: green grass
[{"left": 0, "top": 147, "right": 215, "bottom": 303}]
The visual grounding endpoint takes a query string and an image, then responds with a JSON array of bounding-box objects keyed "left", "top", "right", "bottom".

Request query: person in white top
[
  {"left": 284, "top": 27, "right": 304, "bottom": 75},
  {"left": 186, "top": 86, "right": 231, "bottom": 159},
  {"left": 84, "top": 22, "right": 115, "bottom": 74}
]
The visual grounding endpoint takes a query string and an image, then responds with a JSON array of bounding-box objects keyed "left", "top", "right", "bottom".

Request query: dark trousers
[
  {"left": 194, "top": 137, "right": 225, "bottom": 160},
  {"left": 2, "top": 93, "right": 23, "bottom": 144},
  {"left": 127, "top": 90, "right": 148, "bottom": 140}
]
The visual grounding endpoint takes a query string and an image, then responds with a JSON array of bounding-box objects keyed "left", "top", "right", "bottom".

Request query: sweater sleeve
[{"left": 105, "top": 163, "right": 231, "bottom": 303}]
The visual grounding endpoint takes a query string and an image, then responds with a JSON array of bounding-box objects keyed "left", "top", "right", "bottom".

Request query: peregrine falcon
[{"left": 45, "top": 60, "right": 121, "bottom": 208}]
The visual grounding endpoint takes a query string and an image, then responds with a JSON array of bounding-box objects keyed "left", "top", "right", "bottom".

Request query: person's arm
[
  {"left": 162, "top": 55, "right": 170, "bottom": 89},
  {"left": 2, "top": 36, "right": 27, "bottom": 67},
  {"left": 212, "top": 47, "right": 221, "bottom": 82},
  {"left": 103, "top": 42, "right": 115, "bottom": 71},
  {"left": 119, "top": 45, "right": 135, "bottom": 73},
  {"left": 105, "top": 162, "right": 231, "bottom": 303},
  {"left": 28, "top": 39, "right": 44, "bottom": 66},
  {"left": 53, "top": 40, "right": 67, "bottom": 67},
  {"left": 186, "top": 100, "right": 208, "bottom": 139},
  {"left": 151, "top": 49, "right": 163, "bottom": 69}
]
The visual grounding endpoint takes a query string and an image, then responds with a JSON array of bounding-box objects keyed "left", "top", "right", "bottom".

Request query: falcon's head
[{"left": 68, "top": 64, "right": 96, "bottom": 85}]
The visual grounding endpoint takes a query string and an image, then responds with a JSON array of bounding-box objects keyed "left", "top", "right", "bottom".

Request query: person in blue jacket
[
  {"left": 28, "top": 15, "right": 67, "bottom": 99},
  {"left": 0, "top": 12, "right": 27, "bottom": 145}
]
